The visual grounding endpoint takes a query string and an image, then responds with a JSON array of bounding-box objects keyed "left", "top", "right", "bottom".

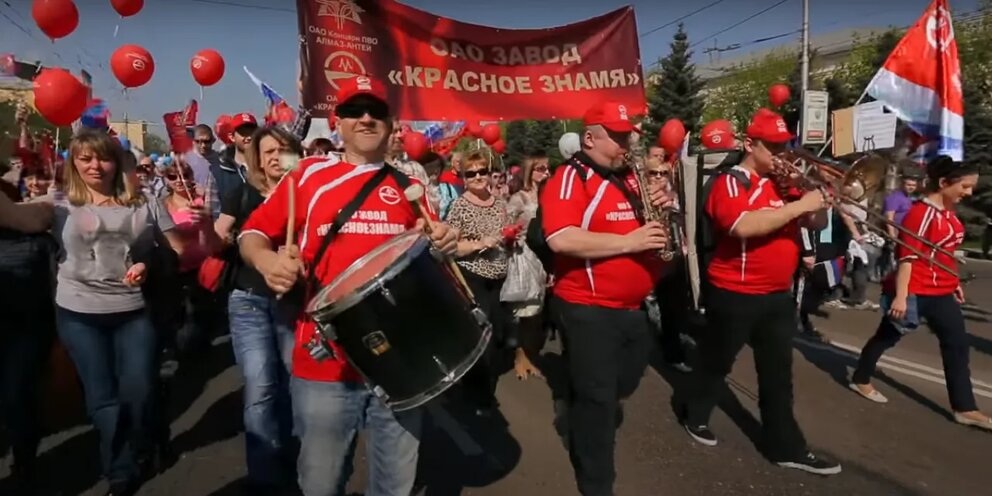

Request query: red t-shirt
[
  {"left": 439, "top": 169, "right": 463, "bottom": 190},
  {"left": 705, "top": 167, "right": 799, "bottom": 295},
  {"left": 540, "top": 162, "right": 662, "bottom": 309},
  {"left": 240, "top": 156, "right": 433, "bottom": 383},
  {"left": 882, "top": 199, "right": 963, "bottom": 296}
]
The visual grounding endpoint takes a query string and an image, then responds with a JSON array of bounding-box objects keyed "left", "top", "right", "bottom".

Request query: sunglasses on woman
[
  {"left": 463, "top": 169, "right": 491, "bottom": 179},
  {"left": 646, "top": 170, "right": 669, "bottom": 178},
  {"left": 533, "top": 166, "right": 549, "bottom": 173}
]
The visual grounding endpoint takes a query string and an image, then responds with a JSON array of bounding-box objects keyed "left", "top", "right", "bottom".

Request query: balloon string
[
  {"left": 114, "top": 24, "right": 119, "bottom": 38},
  {"left": 199, "top": 86, "right": 204, "bottom": 101}
]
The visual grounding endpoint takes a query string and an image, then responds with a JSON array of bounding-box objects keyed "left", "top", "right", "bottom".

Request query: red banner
[
  {"left": 296, "top": 0, "right": 646, "bottom": 121},
  {"left": 163, "top": 100, "right": 198, "bottom": 153}
]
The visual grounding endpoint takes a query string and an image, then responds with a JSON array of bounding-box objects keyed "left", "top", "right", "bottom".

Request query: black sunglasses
[
  {"left": 646, "top": 170, "right": 668, "bottom": 178},
  {"left": 335, "top": 100, "right": 390, "bottom": 121},
  {"left": 533, "top": 166, "right": 549, "bottom": 173},
  {"left": 463, "top": 169, "right": 490, "bottom": 179},
  {"left": 194, "top": 138, "right": 213, "bottom": 144}
]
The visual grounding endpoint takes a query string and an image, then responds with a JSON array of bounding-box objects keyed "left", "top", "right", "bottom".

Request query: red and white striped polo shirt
[
  {"left": 705, "top": 166, "right": 800, "bottom": 295},
  {"left": 240, "top": 155, "right": 432, "bottom": 383},
  {"left": 885, "top": 199, "right": 963, "bottom": 296},
  {"left": 541, "top": 160, "right": 663, "bottom": 309}
]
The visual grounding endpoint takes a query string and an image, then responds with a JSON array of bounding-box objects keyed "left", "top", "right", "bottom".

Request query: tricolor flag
[
  {"left": 243, "top": 66, "right": 285, "bottom": 108},
  {"left": 866, "top": 0, "right": 963, "bottom": 161}
]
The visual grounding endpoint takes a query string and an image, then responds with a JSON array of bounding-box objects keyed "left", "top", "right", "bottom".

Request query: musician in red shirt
[
  {"left": 239, "top": 76, "right": 458, "bottom": 496},
  {"left": 541, "top": 101, "right": 671, "bottom": 496},
  {"left": 851, "top": 156, "right": 991, "bottom": 430},
  {"left": 680, "top": 109, "right": 841, "bottom": 475}
]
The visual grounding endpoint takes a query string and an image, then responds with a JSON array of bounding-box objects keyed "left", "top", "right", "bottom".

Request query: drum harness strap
[{"left": 304, "top": 165, "right": 411, "bottom": 360}]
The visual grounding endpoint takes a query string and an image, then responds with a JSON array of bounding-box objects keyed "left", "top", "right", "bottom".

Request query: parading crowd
[{"left": 0, "top": 74, "right": 990, "bottom": 496}]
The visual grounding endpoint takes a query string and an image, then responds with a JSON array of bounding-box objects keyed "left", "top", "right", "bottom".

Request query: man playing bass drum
[
  {"left": 239, "top": 76, "right": 458, "bottom": 496},
  {"left": 679, "top": 108, "right": 842, "bottom": 475},
  {"left": 542, "top": 101, "right": 673, "bottom": 496}
]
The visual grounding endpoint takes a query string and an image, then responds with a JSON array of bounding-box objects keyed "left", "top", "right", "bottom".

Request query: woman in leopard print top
[{"left": 445, "top": 150, "right": 511, "bottom": 415}]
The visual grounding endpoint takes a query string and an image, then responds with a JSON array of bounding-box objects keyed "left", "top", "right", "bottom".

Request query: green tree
[
  {"left": 503, "top": 120, "right": 532, "bottom": 167},
  {"left": 645, "top": 23, "right": 705, "bottom": 142},
  {"left": 143, "top": 133, "right": 169, "bottom": 155},
  {"left": 702, "top": 50, "right": 797, "bottom": 131}
]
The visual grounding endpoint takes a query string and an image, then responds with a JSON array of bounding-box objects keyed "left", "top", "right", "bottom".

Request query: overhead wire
[
  {"left": 691, "top": 0, "right": 792, "bottom": 48},
  {"left": 639, "top": 0, "right": 728, "bottom": 38},
  {"left": 185, "top": 0, "right": 295, "bottom": 13}
]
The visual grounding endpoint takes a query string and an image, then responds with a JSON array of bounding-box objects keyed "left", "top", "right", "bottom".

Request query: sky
[{"left": 0, "top": 0, "right": 981, "bottom": 132}]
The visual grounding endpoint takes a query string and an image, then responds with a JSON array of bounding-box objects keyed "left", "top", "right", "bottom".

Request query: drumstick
[
  {"left": 404, "top": 184, "right": 476, "bottom": 302},
  {"left": 286, "top": 176, "right": 296, "bottom": 246},
  {"left": 280, "top": 152, "right": 301, "bottom": 247}
]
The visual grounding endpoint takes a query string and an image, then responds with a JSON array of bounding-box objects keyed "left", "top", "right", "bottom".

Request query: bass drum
[{"left": 306, "top": 230, "right": 491, "bottom": 411}]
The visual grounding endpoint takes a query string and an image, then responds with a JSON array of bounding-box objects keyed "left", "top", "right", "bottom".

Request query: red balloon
[
  {"left": 481, "top": 124, "right": 501, "bottom": 145},
  {"left": 32, "top": 0, "right": 79, "bottom": 40},
  {"left": 191, "top": 49, "right": 225, "bottom": 87},
  {"left": 492, "top": 140, "right": 506, "bottom": 154},
  {"left": 769, "top": 84, "right": 791, "bottom": 107},
  {"left": 110, "top": 0, "right": 143, "bottom": 17},
  {"left": 403, "top": 132, "right": 429, "bottom": 161},
  {"left": 33, "top": 68, "right": 88, "bottom": 126},
  {"left": 657, "top": 118, "right": 687, "bottom": 155},
  {"left": 700, "top": 119, "right": 735, "bottom": 150},
  {"left": 215, "top": 115, "right": 232, "bottom": 144},
  {"left": 465, "top": 121, "right": 483, "bottom": 138},
  {"left": 110, "top": 44, "right": 154, "bottom": 88}
]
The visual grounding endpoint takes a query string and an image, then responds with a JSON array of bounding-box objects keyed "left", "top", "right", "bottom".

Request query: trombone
[{"left": 776, "top": 149, "right": 961, "bottom": 278}]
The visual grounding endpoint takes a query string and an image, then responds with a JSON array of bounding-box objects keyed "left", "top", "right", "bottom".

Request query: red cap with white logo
[
  {"left": 746, "top": 108, "right": 793, "bottom": 143},
  {"left": 336, "top": 75, "right": 388, "bottom": 106},
  {"left": 230, "top": 112, "right": 257, "bottom": 133},
  {"left": 582, "top": 101, "right": 641, "bottom": 134}
]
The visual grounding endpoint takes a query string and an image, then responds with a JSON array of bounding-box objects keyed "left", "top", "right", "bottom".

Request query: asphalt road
[{"left": 4, "top": 262, "right": 992, "bottom": 495}]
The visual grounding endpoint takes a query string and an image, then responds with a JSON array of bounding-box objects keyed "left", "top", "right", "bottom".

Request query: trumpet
[{"left": 774, "top": 149, "right": 961, "bottom": 277}]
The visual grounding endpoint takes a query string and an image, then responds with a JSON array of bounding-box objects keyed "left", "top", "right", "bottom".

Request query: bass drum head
[{"left": 307, "top": 230, "right": 427, "bottom": 318}]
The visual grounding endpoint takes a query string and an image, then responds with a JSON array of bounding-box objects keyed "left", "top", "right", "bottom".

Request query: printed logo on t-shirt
[{"left": 378, "top": 185, "right": 401, "bottom": 205}]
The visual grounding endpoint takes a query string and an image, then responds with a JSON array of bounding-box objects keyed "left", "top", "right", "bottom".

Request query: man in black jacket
[{"left": 210, "top": 113, "right": 257, "bottom": 205}]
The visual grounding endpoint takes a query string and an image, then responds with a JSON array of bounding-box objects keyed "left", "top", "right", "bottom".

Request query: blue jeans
[
  {"left": 292, "top": 378, "right": 422, "bottom": 496},
  {"left": 228, "top": 288, "right": 297, "bottom": 486},
  {"left": 55, "top": 306, "right": 157, "bottom": 483}
]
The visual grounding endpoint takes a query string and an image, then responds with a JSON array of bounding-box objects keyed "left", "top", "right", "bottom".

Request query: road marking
[
  {"left": 797, "top": 338, "right": 992, "bottom": 400},
  {"left": 829, "top": 340, "right": 992, "bottom": 390}
]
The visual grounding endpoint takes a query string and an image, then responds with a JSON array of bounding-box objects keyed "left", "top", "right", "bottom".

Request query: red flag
[
  {"left": 865, "top": 0, "right": 963, "bottom": 160},
  {"left": 163, "top": 100, "right": 198, "bottom": 153}
]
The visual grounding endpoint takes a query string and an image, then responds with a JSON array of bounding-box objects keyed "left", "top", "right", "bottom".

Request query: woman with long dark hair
[
  {"left": 850, "top": 156, "right": 991, "bottom": 430},
  {"left": 50, "top": 130, "right": 192, "bottom": 495},
  {"left": 214, "top": 125, "right": 304, "bottom": 492},
  {"left": 505, "top": 153, "right": 551, "bottom": 379}
]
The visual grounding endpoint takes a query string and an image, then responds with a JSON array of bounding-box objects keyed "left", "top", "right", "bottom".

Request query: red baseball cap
[
  {"left": 336, "top": 75, "right": 388, "bottom": 106},
  {"left": 583, "top": 101, "right": 641, "bottom": 134},
  {"left": 230, "top": 112, "right": 257, "bottom": 134},
  {"left": 746, "top": 108, "right": 793, "bottom": 143}
]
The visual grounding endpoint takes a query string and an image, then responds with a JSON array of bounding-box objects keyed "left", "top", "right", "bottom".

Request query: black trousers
[
  {"left": 852, "top": 294, "right": 977, "bottom": 412},
  {"left": 550, "top": 296, "right": 652, "bottom": 496},
  {"left": 685, "top": 286, "right": 807, "bottom": 461},
  {"left": 461, "top": 270, "right": 507, "bottom": 410},
  {"left": 0, "top": 296, "right": 55, "bottom": 471},
  {"left": 655, "top": 265, "right": 689, "bottom": 364}
]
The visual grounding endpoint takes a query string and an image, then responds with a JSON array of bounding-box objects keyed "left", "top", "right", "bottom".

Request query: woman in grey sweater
[{"left": 48, "top": 130, "right": 194, "bottom": 496}]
